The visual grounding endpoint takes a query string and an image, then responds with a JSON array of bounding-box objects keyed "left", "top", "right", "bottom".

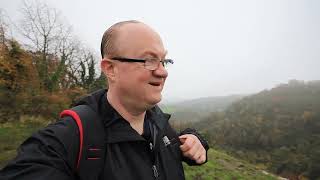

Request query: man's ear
[{"left": 101, "top": 59, "right": 116, "bottom": 81}]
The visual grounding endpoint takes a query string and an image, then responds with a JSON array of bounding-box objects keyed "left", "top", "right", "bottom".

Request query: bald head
[
  {"left": 100, "top": 20, "right": 164, "bottom": 59},
  {"left": 100, "top": 20, "right": 139, "bottom": 58},
  {"left": 101, "top": 20, "right": 158, "bottom": 58}
]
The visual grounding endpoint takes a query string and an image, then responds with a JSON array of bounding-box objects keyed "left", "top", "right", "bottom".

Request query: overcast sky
[{"left": 2, "top": 0, "right": 320, "bottom": 101}]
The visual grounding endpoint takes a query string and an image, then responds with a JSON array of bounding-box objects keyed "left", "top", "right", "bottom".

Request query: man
[{"left": 0, "top": 20, "right": 208, "bottom": 180}]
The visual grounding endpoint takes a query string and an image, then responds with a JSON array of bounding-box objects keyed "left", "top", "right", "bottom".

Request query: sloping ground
[
  {"left": 184, "top": 149, "right": 280, "bottom": 180},
  {"left": 191, "top": 80, "right": 320, "bottom": 179}
]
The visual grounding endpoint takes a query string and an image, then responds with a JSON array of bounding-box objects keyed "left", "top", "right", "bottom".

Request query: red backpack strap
[
  {"left": 59, "top": 105, "right": 106, "bottom": 180},
  {"left": 60, "top": 109, "right": 84, "bottom": 169}
]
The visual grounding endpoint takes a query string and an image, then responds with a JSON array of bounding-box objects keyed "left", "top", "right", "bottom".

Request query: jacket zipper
[
  {"left": 149, "top": 121, "right": 161, "bottom": 179},
  {"left": 152, "top": 165, "right": 159, "bottom": 179}
]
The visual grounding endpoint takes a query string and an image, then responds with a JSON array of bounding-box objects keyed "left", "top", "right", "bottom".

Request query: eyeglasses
[{"left": 110, "top": 57, "right": 174, "bottom": 70}]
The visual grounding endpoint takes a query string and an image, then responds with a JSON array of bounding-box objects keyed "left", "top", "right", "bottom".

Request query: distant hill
[
  {"left": 159, "top": 95, "right": 245, "bottom": 123},
  {"left": 192, "top": 80, "right": 320, "bottom": 180}
]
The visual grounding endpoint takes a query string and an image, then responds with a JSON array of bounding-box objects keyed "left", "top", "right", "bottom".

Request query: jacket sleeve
[
  {"left": 179, "top": 128, "right": 209, "bottom": 166},
  {"left": 0, "top": 117, "right": 79, "bottom": 180}
]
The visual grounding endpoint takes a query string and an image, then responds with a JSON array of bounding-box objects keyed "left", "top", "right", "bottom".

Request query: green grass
[
  {"left": 184, "top": 149, "right": 278, "bottom": 180},
  {"left": 1, "top": 120, "right": 278, "bottom": 180},
  {"left": 0, "top": 120, "right": 46, "bottom": 168}
]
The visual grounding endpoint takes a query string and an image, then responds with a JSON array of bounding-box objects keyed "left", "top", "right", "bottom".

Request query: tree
[
  {"left": 49, "top": 28, "right": 79, "bottom": 91},
  {"left": 0, "top": 30, "right": 39, "bottom": 121},
  {"left": 18, "top": 0, "right": 102, "bottom": 92},
  {"left": 0, "top": 10, "right": 7, "bottom": 47},
  {"left": 19, "top": 0, "right": 73, "bottom": 91},
  {"left": 1, "top": 1, "right": 103, "bottom": 121}
]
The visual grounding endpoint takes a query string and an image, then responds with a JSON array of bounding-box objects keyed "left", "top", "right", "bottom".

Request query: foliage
[
  {"left": 190, "top": 80, "right": 320, "bottom": 179},
  {"left": 0, "top": 3, "right": 107, "bottom": 122}
]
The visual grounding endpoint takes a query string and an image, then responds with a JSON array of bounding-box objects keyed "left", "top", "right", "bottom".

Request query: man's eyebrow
[{"left": 140, "top": 50, "right": 168, "bottom": 59}]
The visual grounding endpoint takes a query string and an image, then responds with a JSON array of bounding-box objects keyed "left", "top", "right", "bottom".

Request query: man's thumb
[{"left": 179, "top": 135, "right": 187, "bottom": 144}]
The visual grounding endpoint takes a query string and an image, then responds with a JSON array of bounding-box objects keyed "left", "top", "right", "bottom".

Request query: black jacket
[{"left": 0, "top": 89, "right": 209, "bottom": 180}]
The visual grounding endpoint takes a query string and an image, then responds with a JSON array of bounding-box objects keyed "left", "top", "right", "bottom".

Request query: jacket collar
[
  {"left": 146, "top": 105, "right": 171, "bottom": 131},
  {"left": 97, "top": 91, "right": 171, "bottom": 144}
]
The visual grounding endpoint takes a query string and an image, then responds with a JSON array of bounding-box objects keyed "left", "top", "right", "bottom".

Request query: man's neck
[{"left": 106, "top": 90, "right": 146, "bottom": 134}]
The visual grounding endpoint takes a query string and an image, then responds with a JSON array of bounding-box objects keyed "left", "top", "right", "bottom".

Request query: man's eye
[{"left": 145, "top": 58, "right": 158, "bottom": 62}]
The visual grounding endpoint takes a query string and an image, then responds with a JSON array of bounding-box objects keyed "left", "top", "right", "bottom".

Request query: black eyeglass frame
[{"left": 110, "top": 57, "right": 174, "bottom": 70}]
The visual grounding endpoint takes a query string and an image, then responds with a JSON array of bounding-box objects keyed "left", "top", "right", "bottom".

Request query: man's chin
[{"left": 146, "top": 95, "right": 162, "bottom": 109}]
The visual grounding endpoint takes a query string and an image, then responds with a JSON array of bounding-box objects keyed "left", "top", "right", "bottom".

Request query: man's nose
[{"left": 153, "top": 63, "right": 168, "bottom": 78}]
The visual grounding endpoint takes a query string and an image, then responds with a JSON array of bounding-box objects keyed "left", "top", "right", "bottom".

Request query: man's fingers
[
  {"left": 183, "top": 142, "right": 198, "bottom": 157},
  {"left": 181, "top": 140, "right": 201, "bottom": 159},
  {"left": 196, "top": 157, "right": 204, "bottom": 164},
  {"left": 179, "top": 134, "right": 207, "bottom": 164},
  {"left": 179, "top": 137, "right": 195, "bottom": 152},
  {"left": 179, "top": 141, "right": 190, "bottom": 152},
  {"left": 193, "top": 148, "right": 202, "bottom": 161},
  {"left": 196, "top": 154, "right": 206, "bottom": 164}
]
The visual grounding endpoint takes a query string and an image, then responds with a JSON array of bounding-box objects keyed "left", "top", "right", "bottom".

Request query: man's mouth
[{"left": 149, "top": 82, "right": 161, "bottom": 86}]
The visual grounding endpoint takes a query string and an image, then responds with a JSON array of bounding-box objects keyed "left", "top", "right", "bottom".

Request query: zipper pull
[
  {"left": 152, "top": 165, "right": 159, "bottom": 178},
  {"left": 149, "top": 142, "right": 153, "bottom": 151},
  {"left": 162, "top": 136, "right": 171, "bottom": 146}
]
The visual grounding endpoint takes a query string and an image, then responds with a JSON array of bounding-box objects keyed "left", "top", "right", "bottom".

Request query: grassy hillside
[
  {"left": 192, "top": 80, "right": 320, "bottom": 179},
  {"left": 0, "top": 119, "right": 48, "bottom": 168},
  {"left": 0, "top": 119, "right": 277, "bottom": 179},
  {"left": 184, "top": 149, "right": 278, "bottom": 180}
]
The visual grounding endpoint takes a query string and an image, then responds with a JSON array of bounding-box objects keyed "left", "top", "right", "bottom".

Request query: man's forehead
[
  {"left": 140, "top": 50, "right": 168, "bottom": 58},
  {"left": 115, "top": 23, "right": 166, "bottom": 56}
]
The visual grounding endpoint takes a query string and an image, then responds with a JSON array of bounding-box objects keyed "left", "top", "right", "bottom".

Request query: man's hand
[{"left": 179, "top": 134, "right": 206, "bottom": 164}]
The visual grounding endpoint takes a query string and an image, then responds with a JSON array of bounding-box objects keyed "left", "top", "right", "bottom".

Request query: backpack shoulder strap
[{"left": 60, "top": 105, "right": 106, "bottom": 180}]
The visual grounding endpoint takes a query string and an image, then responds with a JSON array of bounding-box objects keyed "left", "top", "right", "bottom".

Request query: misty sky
[{"left": 2, "top": 0, "right": 320, "bottom": 101}]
